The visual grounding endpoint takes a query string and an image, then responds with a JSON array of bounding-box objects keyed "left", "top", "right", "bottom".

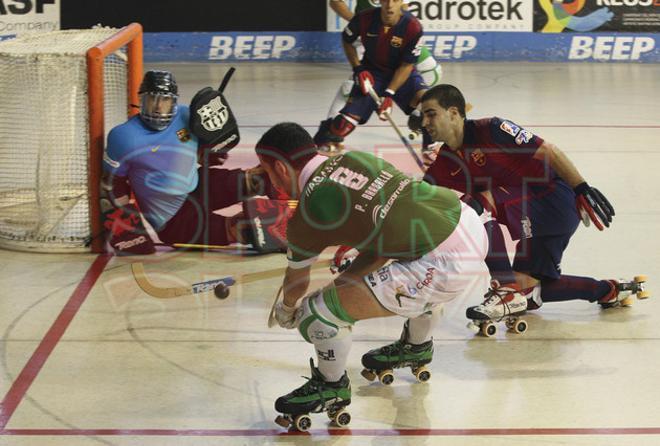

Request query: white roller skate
[
  {"left": 466, "top": 281, "right": 530, "bottom": 337},
  {"left": 599, "top": 276, "right": 650, "bottom": 308}
]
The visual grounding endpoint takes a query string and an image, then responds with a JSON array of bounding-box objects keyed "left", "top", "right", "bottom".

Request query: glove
[
  {"left": 353, "top": 65, "right": 375, "bottom": 95},
  {"left": 275, "top": 301, "right": 301, "bottom": 329},
  {"left": 574, "top": 182, "right": 615, "bottom": 230},
  {"left": 421, "top": 143, "right": 440, "bottom": 168},
  {"left": 377, "top": 89, "right": 395, "bottom": 121},
  {"left": 330, "top": 245, "right": 359, "bottom": 274}
]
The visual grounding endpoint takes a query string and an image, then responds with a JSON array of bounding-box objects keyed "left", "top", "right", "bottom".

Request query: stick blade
[{"left": 131, "top": 262, "right": 191, "bottom": 298}]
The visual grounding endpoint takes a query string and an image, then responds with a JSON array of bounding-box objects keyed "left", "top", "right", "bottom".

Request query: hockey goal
[{"left": 0, "top": 23, "right": 143, "bottom": 253}]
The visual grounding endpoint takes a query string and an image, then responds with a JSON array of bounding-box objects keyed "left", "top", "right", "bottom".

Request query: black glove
[{"left": 574, "top": 182, "right": 615, "bottom": 230}]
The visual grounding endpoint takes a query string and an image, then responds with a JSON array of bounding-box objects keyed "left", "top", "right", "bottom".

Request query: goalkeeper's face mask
[{"left": 139, "top": 92, "right": 178, "bottom": 131}]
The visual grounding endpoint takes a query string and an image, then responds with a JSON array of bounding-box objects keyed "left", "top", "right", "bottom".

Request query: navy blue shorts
[
  {"left": 491, "top": 179, "right": 580, "bottom": 280},
  {"left": 340, "top": 69, "right": 427, "bottom": 124}
]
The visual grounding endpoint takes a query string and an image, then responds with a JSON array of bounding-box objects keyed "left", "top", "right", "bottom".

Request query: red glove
[
  {"left": 574, "top": 182, "right": 615, "bottom": 230},
  {"left": 378, "top": 89, "right": 395, "bottom": 121},
  {"left": 353, "top": 65, "right": 375, "bottom": 95}
]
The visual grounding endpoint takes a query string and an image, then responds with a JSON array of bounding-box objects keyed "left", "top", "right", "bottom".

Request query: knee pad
[
  {"left": 330, "top": 114, "right": 357, "bottom": 139},
  {"left": 297, "top": 286, "right": 354, "bottom": 343}
]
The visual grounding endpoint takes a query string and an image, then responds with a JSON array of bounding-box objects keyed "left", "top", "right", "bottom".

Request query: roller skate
[
  {"left": 599, "top": 275, "right": 650, "bottom": 309},
  {"left": 361, "top": 321, "right": 433, "bottom": 385},
  {"left": 466, "top": 281, "right": 529, "bottom": 337},
  {"left": 274, "top": 358, "right": 352, "bottom": 431},
  {"left": 313, "top": 118, "right": 344, "bottom": 157}
]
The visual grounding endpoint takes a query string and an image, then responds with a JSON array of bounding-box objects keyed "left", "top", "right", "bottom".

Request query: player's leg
[
  {"left": 362, "top": 202, "right": 489, "bottom": 378},
  {"left": 416, "top": 45, "right": 443, "bottom": 90},
  {"left": 326, "top": 41, "right": 365, "bottom": 118},
  {"left": 464, "top": 191, "right": 534, "bottom": 327}
]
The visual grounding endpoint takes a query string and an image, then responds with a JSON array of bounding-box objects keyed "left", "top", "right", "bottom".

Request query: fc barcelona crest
[
  {"left": 176, "top": 128, "right": 191, "bottom": 142},
  {"left": 470, "top": 149, "right": 486, "bottom": 167},
  {"left": 391, "top": 36, "right": 402, "bottom": 48},
  {"left": 197, "top": 96, "right": 229, "bottom": 132}
]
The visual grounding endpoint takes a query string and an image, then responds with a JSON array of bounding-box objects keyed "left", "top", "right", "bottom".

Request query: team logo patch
[
  {"left": 470, "top": 149, "right": 486, "bottom": 167},
  {"left": 176, "top": 128, "right": 191, "bottom": 142},
  {"left": 197, "top": 96, "right": 229, "bottom": 132},
  {"left": 500, "top": 120, "right": 520, "bottom": 137},
  {"left": 515, "top": 129, "right": 533, "bottom": 145},
  {"left": 391, "top": 36, "right": 403, "bottom": 48}
]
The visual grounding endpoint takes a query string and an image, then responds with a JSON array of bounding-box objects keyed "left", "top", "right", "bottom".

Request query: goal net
[{"left": 0, "top": 24, "right": 142, "bottom": 253}]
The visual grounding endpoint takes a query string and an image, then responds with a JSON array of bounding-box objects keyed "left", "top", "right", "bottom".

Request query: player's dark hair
[
  {"left": 256, "top": 122, "right": 318, "bottom": 170},
  {"left": 421, "top": 84, "right": 466, "bottom": 118}
]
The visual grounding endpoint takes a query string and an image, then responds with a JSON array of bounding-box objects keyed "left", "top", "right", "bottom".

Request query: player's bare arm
[
  {"left": 342, "top": 40, "right": 361, "bottom": 68},
  {"left": 283, "top": 264, "right": 312, "bottom": 307},
  {"left": 533, "top": 141, "right": 585, "bottom": 188},
  {"left": 330, "top": 0, "right": 354, "bottom": 21},
  {"left": 387, "top": 62, "right": 415, "bottom": 94}
]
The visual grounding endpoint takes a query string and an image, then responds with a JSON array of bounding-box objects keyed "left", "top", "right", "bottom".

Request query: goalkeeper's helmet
[{"left": 138, "top": 70, "right": 179, "bottom": 131}]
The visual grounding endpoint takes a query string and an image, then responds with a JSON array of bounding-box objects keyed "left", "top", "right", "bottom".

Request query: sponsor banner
[
  {"left": 534, "top": 0, "right": 660, "bottom": 33},
  {"left": 327, "top": 0, "right": 534, "bottom": 32},
  {"left": 0, "top": 0, "right": 59, "bottom": 37},
  {"left": 144, "top": 31, "right": 660, "bottom": 63}
]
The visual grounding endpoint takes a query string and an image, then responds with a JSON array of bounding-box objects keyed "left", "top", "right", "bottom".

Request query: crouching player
[
  {"left": 256, "top": 122, "right": 489, "bottom": 430},
  {"left": 314, "top": 0, "right": 433, "bottom": 154}
]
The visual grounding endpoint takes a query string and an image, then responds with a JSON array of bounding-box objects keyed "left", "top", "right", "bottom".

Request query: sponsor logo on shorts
[
  {"left": 414, "top": 267, "right": 437, "bottom": 290},
  {"left": 395, "top": 286, "right": 416, "bottom": 307}
]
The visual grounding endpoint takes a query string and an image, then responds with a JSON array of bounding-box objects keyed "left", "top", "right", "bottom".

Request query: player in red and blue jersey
[
  {"left": 420, "top": 85, "right": 646, "bottom": 330},
  {"left": 314, "top": 0, "right": 430, "bottom": 152}
]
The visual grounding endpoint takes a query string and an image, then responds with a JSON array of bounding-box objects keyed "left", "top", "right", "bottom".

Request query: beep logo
[
  {"left": 419, "top": 35, "right": 478, "bottom": 59},
  {"left": 569, "top": 36, "right": 655, "bottom": 60},
  {"left": 209, "top": 35, "right": 296, "bottom": 60}
]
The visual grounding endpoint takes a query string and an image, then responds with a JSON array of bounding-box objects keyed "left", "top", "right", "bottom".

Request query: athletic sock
[
  {"left": 484, "top": 220, "right": 516, "bottom": 285},
  {"left": 540, "top": 275, "right": 613, "bottom": 302}
]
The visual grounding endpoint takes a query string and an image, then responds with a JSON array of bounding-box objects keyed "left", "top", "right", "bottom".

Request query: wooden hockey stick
[
  {"left": 364, "top": 81, "right": 425, "bottom": 172},
  {"left": 267, "top": 286, "right": 284, "bottom": 328},
  {"left": 132, "top": 260, "right": 330, "bottom": 299}
]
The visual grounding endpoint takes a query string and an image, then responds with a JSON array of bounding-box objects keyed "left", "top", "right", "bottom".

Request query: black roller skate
[
  {"left": 599, "top": 276, "right": 650, "bottom": 308},
  {"left": 274, "top": 358, "right": 351, "bottom": 432},
  {"left": 466, "top": 281, "right": 529, "bottom": 337},
  {"left": 360, "top": 321, "right": 433, "bottom": 385},
  {"left": 313, "top": 118, "right": 344, "bottom": 156}
]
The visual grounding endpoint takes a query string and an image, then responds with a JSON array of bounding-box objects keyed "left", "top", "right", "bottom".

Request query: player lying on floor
[{"left": 101, "top": 70, "right": 290, "bottom": 255}]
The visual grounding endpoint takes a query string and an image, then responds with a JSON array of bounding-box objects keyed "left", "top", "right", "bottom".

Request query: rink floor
[{"left": 1, "top": 61, "right": 659, "bottom": 446}]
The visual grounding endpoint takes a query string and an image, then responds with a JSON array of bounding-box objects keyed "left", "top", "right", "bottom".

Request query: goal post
[
  {"left": 87, "top": 23, "right": 143, "bottom": 253},
  {"left": 0, "top": 23, "right": 143, "bottom": 253}
]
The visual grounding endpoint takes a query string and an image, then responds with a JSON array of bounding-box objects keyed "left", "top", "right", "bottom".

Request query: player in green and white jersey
[
  {"left": 326, "top": 0, "right": 443, "bottom": 118},
  {"left": 257, "top": 123, "right": 488, "bottom": 430}
]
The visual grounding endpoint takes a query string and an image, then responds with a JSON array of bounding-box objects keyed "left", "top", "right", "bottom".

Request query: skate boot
[
  {"left": 274, "top": 358, "right": 351, "bottom": 431},
  {"left": 313, "top": 118, "right": 344, "bottom": 156},
  {"left": 466, "top": 281, "right": 529, "bottom": 337},
  {"left": 361, "top": 322, "right": 433, "bottom": 385},
  {"left": 599, "top": 275, "right": 650, "bottom": 309}
]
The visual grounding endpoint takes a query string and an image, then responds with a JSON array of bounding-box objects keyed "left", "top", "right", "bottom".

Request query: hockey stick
[
  {"left": 218, "top": 67, "right": 235, "bottom": 93},
  {"left": 267, "top": 286, "right": 284, "bottom": 328},
  {"left": 364, "top": 81, "right": 425, "bottom": 172},
  {"left": 131, "top": 263, "right": 235, "bottom": 298},
  {"left": 132, "top": 260, "right": 331, "bottom": 299}
]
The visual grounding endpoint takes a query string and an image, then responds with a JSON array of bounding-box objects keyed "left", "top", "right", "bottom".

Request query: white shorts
[{"left": 364, "top": 202, "right": 490, "bottom": 319}]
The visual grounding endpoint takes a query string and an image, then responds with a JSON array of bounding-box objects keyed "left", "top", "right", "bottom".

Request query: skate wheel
[
  {"left": 274, "top": 415, "right": 291, "bottom": 428},
  {"left": 361, "top": 369, "right": 376, "bottom": 381},
  {"left": 638, "top": 290, "right": 650, "bottom": 299},
  {"left": 481, "top": 322, "right": 497, "bottom": 337},
  {"left": 294, "top": 414, "right": 312, "bottom": 432},
  {"left": 333, "top": 409, "right": 351, "bottom": 427},
  {"left": 514, "top": 319, "right": 528, "bottom": 334},
  {"left": 634, "top": 275, "right": 647, "bottom": 284},
  {"left": 621, "top": 296, "right": 634, "bottom": 307},
  {"left": 378, "top": 370, "right": 395, "bottom": 385},
  {"left": 467, "top": 321, "right": 480, "bottom": 333},
  {"left": 413, "top": 367, "right": 431, "bottom": 383}
]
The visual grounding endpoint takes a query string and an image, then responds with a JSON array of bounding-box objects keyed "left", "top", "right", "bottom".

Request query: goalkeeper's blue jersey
[{"left": 103, "top": 106, "right": 198, "bottom": 231}]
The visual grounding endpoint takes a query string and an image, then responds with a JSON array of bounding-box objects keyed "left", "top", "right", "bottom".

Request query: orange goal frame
[{"left": 86, "top": 23, "right": 143, "bottom": 253}]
